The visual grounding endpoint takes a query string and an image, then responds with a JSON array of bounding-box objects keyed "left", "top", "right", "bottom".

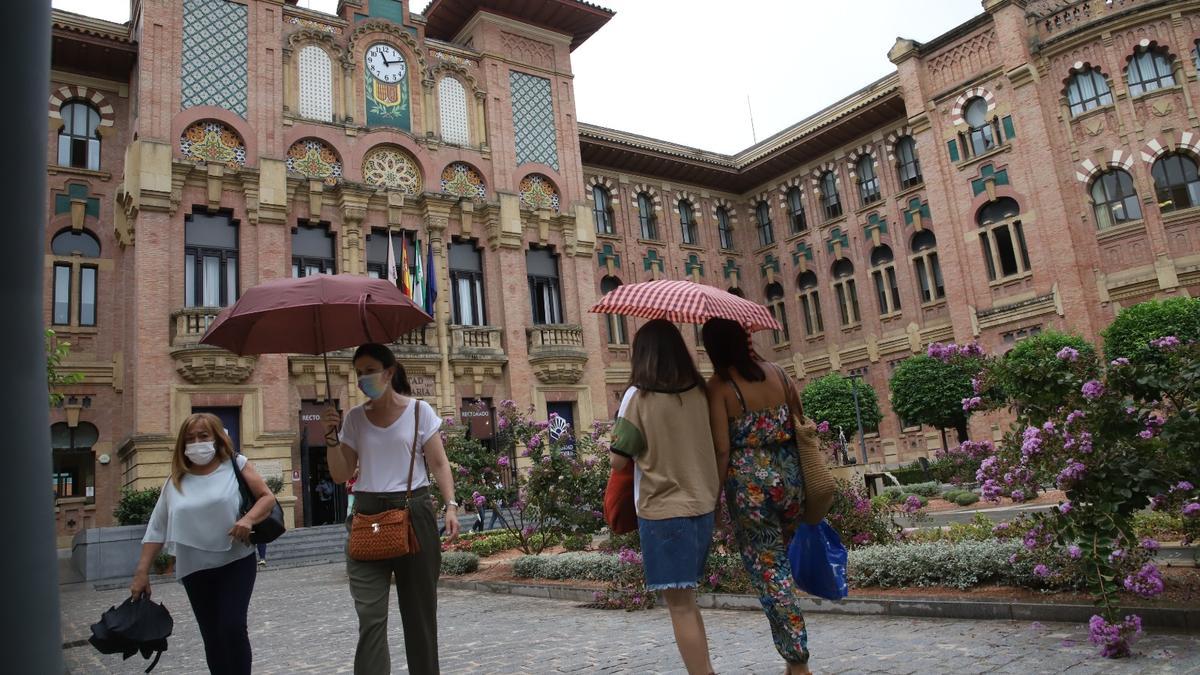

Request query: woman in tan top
[{"left": 610, "top": 319, "right": 720, "bottom": 675}]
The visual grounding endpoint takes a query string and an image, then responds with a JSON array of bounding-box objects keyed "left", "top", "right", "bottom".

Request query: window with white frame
[
  {"left": 820, "top": 171, "right": 842, "bottom": 220},
  {"left": 450, "top": 240, "right": 487, "bottom": 326},
  {"left": 1125, "top": 47, "right": 1176, "bottom": 97},
  {"left": 964, "top": 97, "right": 995, "bottom": 156},
  {"left": 637, "top": 193, "right": 658, "bottom": 240},
  {"left": 679, "top": 200, "right": 698, "bottom": 245},
  {"left": 1151, "top": 153, "right": 1200, "bottom": 213},
  {"left": 57, "top": 102, "right": 101, "bottom": 171},
  {"left": 755, "top": 201, "right": 774, "bottom": 247},
  {"left": 786, "top": 187, "right": 807, "bottom": 234},
  {"left": 185, "top": 212, "right": 239, "bottom": 307},
  {"left": 1065, "top": 68, "right": 1113, "bottom": 117},
  {"left": 1090, "top": 169, "right": 1142, "bottom": 228},
  {"left": 896, "top": 136, "right": 922, "bottom": 188},
  {"left": 527, "top": 247, "right": 563, "bottom": 324},
  {"left": 856, "top": 155, "right": 881, "bottom": 205},
  {"left": 716, "top": 206, "right": 734, "bottom": 250},
  {"left": 593, "top": 185, "right": 615, "bottom": 235}
]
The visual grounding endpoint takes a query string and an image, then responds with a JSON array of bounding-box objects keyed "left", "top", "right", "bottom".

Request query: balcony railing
[
  {"left": 451, "top": 325, "right": 504, "bottom": 355},
  {"left": 1034, "top": 0, "right": 1144, "bottom": 40},
  {"left": 526, "top": 324, "right": 585, "bottom": 351},
  {"left": 170, "top": 307, "right": 221, "bottom": 348},
  {"left": 393, "top": 325, "right": 438, "bottom": 355}
]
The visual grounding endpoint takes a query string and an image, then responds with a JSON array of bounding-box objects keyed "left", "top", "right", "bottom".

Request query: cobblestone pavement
[{"left": 61, "top": 561, "right": 1200, "bottom": 674}]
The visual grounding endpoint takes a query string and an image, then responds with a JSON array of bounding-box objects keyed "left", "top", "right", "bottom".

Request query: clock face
[{"left": 366, "top": 43, "right": 406, "bottom": 84}]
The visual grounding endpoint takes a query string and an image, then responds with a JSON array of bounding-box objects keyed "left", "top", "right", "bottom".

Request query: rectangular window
[
  {"left": 800, "top": 291, "right": 823, "bottom": 336},
  {"left": 872, "top": 269, "right": 889, "bottom": 314},
  {"left": 79, "top": 266, "right": 97, "bottom": 326},
  {"left": 994, "top": 226, "right": 1019, "bottom": 277},
  {"left": 53, "top": 264, "right": 71, "bottom": 325},
  {"left": 185, "top": 212, "right": 239, "bottom": 307},
  {"left": 915, "top": 258, "right": 932, "bottom": 303},
  {"left": 529, "top": 277, "right": 562, "bottom": 324},
  {"left": 979, "top": 233, "right": 997, "bottom": 281},
  {"left": 835, "top": 281, "right": 859, "bottom": 326},
  {"left": 717, "top": 210, "right": 734, "bottom": 250},
  {"left": 291, "top": 223, "right": 336, "bottom": 279},
  {"left": 450, "top": 242, "right": 486, "bottom": 326}
]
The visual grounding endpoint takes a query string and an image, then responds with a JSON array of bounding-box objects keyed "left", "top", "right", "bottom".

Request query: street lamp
[{"left": 847, "top": 373, "right": 868, "bottom": 465}]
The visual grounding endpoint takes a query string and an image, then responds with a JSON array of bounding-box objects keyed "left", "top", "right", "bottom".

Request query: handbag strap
[
  {"left": 404, "top": 400, "right": 421, "bottom": 495},
  {"left": 230, "top": 453, "right": 253, "bottom": 508},
  {"left": 770, "top": 362, "right": 806, "bottom": 424}
]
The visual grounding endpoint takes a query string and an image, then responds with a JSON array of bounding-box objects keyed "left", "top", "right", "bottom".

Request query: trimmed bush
[
  {"left": 986, "top": 331, "right": 1098, "bottom": 424},
  {"left": 512, "top": 552, "right": 620, "bottom": 581},
  {"left": 849, "top": 540, "right": 1082, "bottom": 590},
  {"left": 114, "top": 486, "right": 161, "bottom": 526},
  {"left": 953, "top": 492, "right": 980, "bottom": 506},
  {"left": 801, "top": 373, "right": 883, "bottom": 434},
  {"left": 441, "top": 552, "right": 479, "bottom": 575},
  {"left": 563, "top": 533, "right": 592, "bottom": 552},
  {"left": 904, "top": 481, "right": 941, "bottom": 498},
  {"left": 889, "top": 354, "right": 974, "bottom": 442},
  {"left": 1103, "top": 297, "right": 1200, "bottom": 364},
  {"left": 469, "top": 531, "right": 521, "bottom": 557}
]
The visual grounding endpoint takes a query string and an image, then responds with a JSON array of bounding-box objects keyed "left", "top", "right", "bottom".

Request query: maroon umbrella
[{"left": 200, "top": 274, "right": 432, "bottom": 400}]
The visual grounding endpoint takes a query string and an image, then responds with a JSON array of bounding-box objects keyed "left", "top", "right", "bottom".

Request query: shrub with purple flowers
[
  {"left": 953, "top": 323, "right": 1199, "bottom": 658},
  {"left": 591, "top": 547, "right": 656, "bottom": 611}
]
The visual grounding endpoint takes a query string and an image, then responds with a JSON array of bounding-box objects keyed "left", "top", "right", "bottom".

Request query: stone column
[
  {"left": 423, "top": 203, "right": 455, "bottom": 416},
  {"left": 340, "top": 57, "right": 357, "bottom": 125}
]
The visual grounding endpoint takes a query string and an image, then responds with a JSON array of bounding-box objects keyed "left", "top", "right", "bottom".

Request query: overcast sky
[{"left": 52, "top": 0, "right": 982, "bottom": 154}]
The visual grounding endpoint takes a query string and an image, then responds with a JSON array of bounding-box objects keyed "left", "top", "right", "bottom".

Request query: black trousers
[{"left": 181, "top": 553, "right": 257, "bottom": 674}]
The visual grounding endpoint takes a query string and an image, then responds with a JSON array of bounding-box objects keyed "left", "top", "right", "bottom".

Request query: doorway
[
  {"left": 299, "top": 401, "right": 347, "bottom": 527},
  {"left": 192, "top": 406, "right": 241, "bottom": 452},
  {"left": 546, "top": 401, "right": 576, "bottom": 453}
]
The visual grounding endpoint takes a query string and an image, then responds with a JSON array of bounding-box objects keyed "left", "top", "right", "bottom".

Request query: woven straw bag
[
  {"left": 773, "top": 364, "right": 836, "bottom": 525},
  {"left": 348, "top": 403, "right": 423, "bottom": 561}
]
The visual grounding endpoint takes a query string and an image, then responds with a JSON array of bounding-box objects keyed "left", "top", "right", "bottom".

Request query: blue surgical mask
[{"left": 358, "top": 372, "right": 388, "bottom": 400}]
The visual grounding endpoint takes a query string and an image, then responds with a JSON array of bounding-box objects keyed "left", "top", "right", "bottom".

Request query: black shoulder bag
[{"left": 231, "top": 456, "right": 287, "bottom": 544}]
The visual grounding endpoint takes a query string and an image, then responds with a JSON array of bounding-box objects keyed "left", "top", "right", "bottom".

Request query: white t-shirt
[
  {"left": 142, "top": 455, "right": 255, "bottom": 579},
  {"left": 339, "top": 398, "right": 442, "bottom": 493}
]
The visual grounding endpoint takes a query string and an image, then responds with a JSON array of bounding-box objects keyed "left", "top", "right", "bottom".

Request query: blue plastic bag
[{"left": 787, "top": 520, "right": 849, "bottom": 600}]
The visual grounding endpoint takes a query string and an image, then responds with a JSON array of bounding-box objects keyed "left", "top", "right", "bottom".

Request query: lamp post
[{"left": 848, "top": 373, "right": 868, "bottom": 465}]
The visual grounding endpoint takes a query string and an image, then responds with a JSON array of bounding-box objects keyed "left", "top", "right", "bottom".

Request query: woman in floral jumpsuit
[{"left": 702, "top": 318, "right": 810, "bottom": 674}]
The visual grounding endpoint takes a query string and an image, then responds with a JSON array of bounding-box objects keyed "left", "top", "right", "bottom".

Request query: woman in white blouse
[
  {"left": 323, "top": 342, "right": 460, "bottom": 675},
  {"left": 130, "top": 412, "right": 275, "bottom": 675}
]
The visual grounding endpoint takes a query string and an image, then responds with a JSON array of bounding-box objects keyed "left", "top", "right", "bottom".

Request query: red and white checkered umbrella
[{"left": 589, "top": 279, "right": 781, "bottom": 332}]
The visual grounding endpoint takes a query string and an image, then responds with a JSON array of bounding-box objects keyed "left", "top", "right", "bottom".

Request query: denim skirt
[{"left": 637, "top": 511, "right": 715, "bottom": 591}]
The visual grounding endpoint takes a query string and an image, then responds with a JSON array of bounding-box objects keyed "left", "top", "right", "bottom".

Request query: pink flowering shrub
[
  {"left": 953, "top": 333, "right": 1199, "bottom": 658},
  {"left": 825, "top": 478, "right": 903, "bottom": 548}
]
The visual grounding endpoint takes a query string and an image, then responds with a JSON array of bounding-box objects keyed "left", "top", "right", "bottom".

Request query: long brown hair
[
  {"left": 628, "top": 319, "right": 705, "bottom": 395},
  {"left": 702, "top": 318, "right": 766, "bottom": 382},
  {"left": 170, "top": 413, "right": 236, "bottom": 491}
]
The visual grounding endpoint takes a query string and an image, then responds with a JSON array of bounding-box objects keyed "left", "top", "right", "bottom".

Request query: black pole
[
  {"left": 851, "top": 376, "right": 868, "bottom": 464},
  {"left": 0, "top": 2, "right": 60, "bottom": 671}
]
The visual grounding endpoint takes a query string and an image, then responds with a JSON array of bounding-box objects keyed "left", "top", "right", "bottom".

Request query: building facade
[{"left": 47, "top": 0, "right": 1200, "bottom": 542}]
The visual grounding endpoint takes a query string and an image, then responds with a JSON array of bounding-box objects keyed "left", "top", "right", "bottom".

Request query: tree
[
  {"left": 46, "top": 329, "right": 83, "bottom": 407},
  {"left": 1102, "top": 297, "right": 1200, "bottom": 364},
  {"left": 889, "top": 355, "right": 973, "bottom": 442},
  {"left": 801, "top": 373, "right": 882, "bottom": 436},
  {"left": 986, "top": 330, "right": 1099, "bottom": 425}
]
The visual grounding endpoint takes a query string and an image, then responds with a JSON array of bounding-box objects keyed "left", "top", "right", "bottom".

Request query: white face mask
[{"left": 184, "top": 441, "right": 217, "bottom": 466}]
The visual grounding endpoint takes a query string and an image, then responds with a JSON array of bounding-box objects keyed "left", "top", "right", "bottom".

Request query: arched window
[
  {"left": 438, "top": 76, "right": 470, "bottom": 145},
  {"left": 51, "top": 421, "right": 99, "bottom": 501},
  {"left": 765, "top": 282, "right": 789, "bottom": 344},
  {"left": 832, "top": 258, "right": 860, "bottom": 326},
  {"left": 910, "top": 230, "right": 944, "bottom": 303},
  {"left": 592, "top": 186, "right": 615, "bottom": 235},
  {"left": 820, "top": 171, "right": 842, "bottom": 220},
  {"left": 1151, "top": 153, "right": 1200, "bottom": 213},
  {"left": 797, "top": 270, "right": 823, "bottom": 336},
  {"left": 449, "top": 240, "right": 486, "bottom": 326},
  {"left": 679, "top": 200, "right": 699, "bottom": 245},
  {"left": 1126, "top": 48, "right": 1176, "bottom": 97},
  {"left": 976, "top": 197, "right": 1031, "bottom": 281},
  {"left": 857, "top": 155, "right": 881, "bottom": 205},
  {"left": 755, "top": 201, "right": 774, "bottom": 247},
  {"left": 57, "top": 102, "right": 101, "bottom": 170},
  {"left": 716, "top": 206, "right": 734, "bottom": 250},
  {"left": 600, "top": 276, "right": 627, "bottom": 345},
  {"left": 1090, "top": 169, "right": 1142, "bottom": 228},
  {"left": 870, "top": 245, "right": 901, "bottom": 315},
  {"left": 50, "top": 229, "right": 101, "bottom": 327},
  {"left": 786, "top": 187, "right": 807, "bottom": 234},
  {"left": 527, "top": 246, "right": 562, "bottom": 324},
  {"left": 297, "top": 45, "right": 334, "bottom": 122},
  {"left": 1065, "top": 68, "right": 1113, "bottom": 117},
  {"left": 964, "top": 97, "right": 995, "bottom": 156},
  {"left": 637, "top": 193, "right": 658, "bottom": 240},
  {"left": 896, "top": 137, "right": 922, "bottom": 188}
]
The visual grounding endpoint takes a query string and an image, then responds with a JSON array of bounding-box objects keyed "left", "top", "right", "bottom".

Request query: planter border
[{"left": 440, "top": 579, "right": 1200, "bottom": 632}]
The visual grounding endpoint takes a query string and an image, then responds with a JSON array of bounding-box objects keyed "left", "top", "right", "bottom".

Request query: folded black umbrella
[{"left": 89, "top": 595, "right": 173, "bottom": 672}]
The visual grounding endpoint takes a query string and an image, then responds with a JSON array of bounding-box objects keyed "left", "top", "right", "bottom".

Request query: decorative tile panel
[
  {"left": 440, "top": 162, "right": 486, "bottom": 199},
  {"left": 286, "top": 139, "right": 342, "bottom": 185},
  {"left": 180, "top": 121, "right": 247, "bottom": 168},
  {"left": 298, "top": 45, "right": 334, "bottom": 122},
  {"left": 518, "top": 174, "right": 559, "bottom": 211},
  {"left": 362, "top": 146, "right": 421, "bottom": 194},
  {"left": 438, "top": 77, "right": 470, "bottom": 145},
  {"left": 182, "top": 0, "right": 248, "bottom": 117},
  {"left": 510, "top": 72, "right": 559, "bottom": 170}
]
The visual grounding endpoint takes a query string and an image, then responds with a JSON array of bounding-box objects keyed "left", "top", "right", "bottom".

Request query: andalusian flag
[{"left": 410, "top": 239, "right": 424, "bottom": 308}]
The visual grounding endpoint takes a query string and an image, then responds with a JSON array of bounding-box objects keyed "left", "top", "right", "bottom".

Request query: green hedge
[
  {"left": 441, "top": 552, "right": 479, "bottom": 575},
  {"left": 512, "top": 553, "right": 620, "bottom": 581},
  {"left": 114, "top": 487, "right": 161, "bottom": 526},
  {"left": 849, "top": 540, "right": 1082, "bottom": 590}
]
